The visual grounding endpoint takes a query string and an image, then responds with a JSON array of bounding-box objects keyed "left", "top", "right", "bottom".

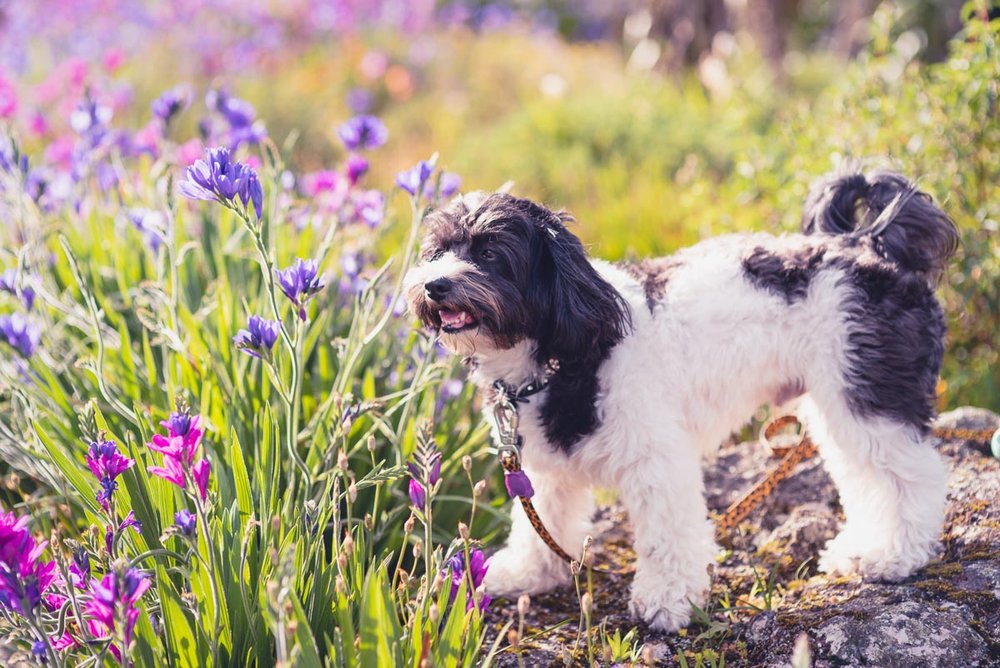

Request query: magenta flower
[
  {"left": 337, "top": 115, "right": 387, "bottom": 151},
  {"left": 408, "top": 479, "right": 426, "bottom": 510},
  {"left": 86, "top": 439, "right": 135, "bottom": 510},
  {"left": 345, "top": 154, "right": 369, "bottom": 185},
  {"left": 447, "top": 549, "right": 492, "bottom": 612},
  {"left": 0, "top": 511, "right": 59, "bottom": 616},
  {"left": 147, "top": 412, "right": 211, "bottom": 501},
  {"left": 68, "top": 547, "right": 90, "bottom": 590},
  {"left": 233, "top": 314, "right": 280, "bottom": 358},
  {"left": 193, "top": 459, "right": 211, "bottom": 501},
  {"left": 276, "top": 258, "right": 327, "bottom": 321},
  {"left": 86, "top": 568, "right": 150, "bottom": 654},
  {"left": 396, "top": 159, "right": 435, "bottom": 197}
]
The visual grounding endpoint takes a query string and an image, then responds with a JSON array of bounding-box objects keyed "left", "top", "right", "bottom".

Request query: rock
[{"left": 486, "top": 406, "right": 1000, "bottom": 667}]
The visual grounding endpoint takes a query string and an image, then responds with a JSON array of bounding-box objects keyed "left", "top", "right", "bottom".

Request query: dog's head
[{"left": 404, "top": 192, "right": 631, "bottom": 364}]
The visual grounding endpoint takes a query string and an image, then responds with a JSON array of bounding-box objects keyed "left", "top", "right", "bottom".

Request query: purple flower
[
  {"left": 345, "top": 154, "right": 369, "bottom": 185},
  {"left": 276, "top": 258, "right": 327, "bottom": 321},
  {"left": 31, "top": 640, "right": 46, "bottom": 663},
  {"left": 161, "top": 410, "right": 199, "bottom": 440},
  {"left": 86, "top": 439, "right": 135, "bottom": 510},
  {"left": 337, "top": 115, "right": 388, "bottom": 151},
  {"left": 178, "top": 146, "right": 264, "bottom": 220},
  {"left": 104, "top": 511, "right": 142, "bottom": 557},
  {"left": 207, "top": 89, "right": 256, "bottom": 129},
  {"left": 174, "top": 509, "right": 197, "bottom": 537},
  {"left": 0, "top": 269, "right": 36, "bottom": 310},
  {"left": 353, "top": 189, "right": 384, "bottom": 228},
  {"left": 151, "top": 86, "right": 191, "bottom": 126},
  {"left": 85, "top": 568, "right": 149, "bottom": 652},
  {"left": 396, "top": 159, "right": 435, "bottom": 197},
  {"left": 69, "top": 547, "right": 90, "bottom": 590},
  {"left": 407, "top": 453, "right": 442, "bottom": 487},
  {"left": 233, "top": 314, "right": 280, "bottom": 359},
  {"left": 446, "top": 549, "right": 492, "bottom": 612},
  {"left": 126, "top": 208, "right": 168, "bottom": 253},
  {"left": 408, "top": 479, "right": 426, "bottom": 510},
  {"left": 439, "top": 172, "right": 462, "bottom": 198},
  {"left": 0, "top": 312, "right": 40, "bottom": 358},
  {"left": 0, "top": 511, "right": 58, "bottom": 616},
  {"left": 147, "top": 410, "right": 210, "bottom": 501},
  {"left": 504, "top": 470, "right": 535, "bottom": 499},
  {"left": 70, "top": 94, "right": 112, "bottom": 144}
]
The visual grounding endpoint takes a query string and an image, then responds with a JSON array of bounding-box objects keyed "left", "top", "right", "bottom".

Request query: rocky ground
[{"left": 486, "top": 408, "right": 1000, "bottom": 667}]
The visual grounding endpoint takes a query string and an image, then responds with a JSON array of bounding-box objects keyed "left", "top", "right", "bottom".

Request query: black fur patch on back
[
  {"left": 742, "top": 244, "right": 828, "bottom": 303},
  {"left": 619, "top": 257, "right": 685, "bottom": 313},
  {"left": 837, "top": 254, "right": 945, "bottom": 431}
]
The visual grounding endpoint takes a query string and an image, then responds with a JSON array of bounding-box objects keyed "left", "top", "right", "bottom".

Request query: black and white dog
[{"left": 404, "top": 170, "right": 958, "bottom": 631}]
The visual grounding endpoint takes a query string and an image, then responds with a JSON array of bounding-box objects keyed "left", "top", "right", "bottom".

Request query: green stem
[{"left": 192, "top": 489, "right": 223, "bottom": 667}]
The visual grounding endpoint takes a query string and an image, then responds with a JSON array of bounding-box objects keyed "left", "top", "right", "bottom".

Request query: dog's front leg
[
  {"left": 483, "top": 465, "right": 593, "bottom": 597},
  {"left": 621, "top": 448, "right": 716, "bottom": 632}
]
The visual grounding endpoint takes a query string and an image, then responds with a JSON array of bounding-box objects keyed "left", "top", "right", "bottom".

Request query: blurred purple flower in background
[
  {"left": 0, "top": 312, "right": 40, "bottom": 358},
  {"left": 396, "top": 159, "right": 434, "bottom": 196},
  {"left": 233, "top": 314, "right": 279, "bottom": 358},
  {"left": 178, "top": 146, "right": 263, "bottom": 219},
  {"left": 276, "top": 258, "right": 327, "bottom": 320},
  {"left": 345, "top": 153, "right": 368, "bottom": 184},
  {"left": 353, "top": 188, "right": 384, "bottom": 227},
  {"left": 337, "top": 115, "right": 387, "bottom": 151},
  {"left": 126, "top": 208, "right": 168, "bottom": 253},
  {"left": 151, "top": 85, "right": 191, "bottom": 127},
  {"left": 0, "top": 269, "right": 37, "bottom": 310}
]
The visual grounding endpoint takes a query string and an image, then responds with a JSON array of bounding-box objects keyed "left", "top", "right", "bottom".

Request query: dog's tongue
[{"left": 439, "top": 310, "right": 472, "bottom": 329}]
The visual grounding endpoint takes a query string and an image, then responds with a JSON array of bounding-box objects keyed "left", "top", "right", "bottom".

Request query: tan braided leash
[{"left": 498, "top": 408, "right": 999, "bottom": 569}]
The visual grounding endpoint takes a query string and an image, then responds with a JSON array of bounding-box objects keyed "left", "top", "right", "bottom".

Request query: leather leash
[{"left": 493, "top": 387, "right": 1000, "bottom": 569}]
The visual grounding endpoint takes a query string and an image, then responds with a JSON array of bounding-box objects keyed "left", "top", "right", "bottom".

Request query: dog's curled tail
[{"left": 801, "top": 169, "right": 958, "bottom": 282}]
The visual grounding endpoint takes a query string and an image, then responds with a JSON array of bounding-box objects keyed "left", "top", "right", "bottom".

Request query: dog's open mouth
[{"left": 437, "top": 308, "right": 478, "bottom": 333}]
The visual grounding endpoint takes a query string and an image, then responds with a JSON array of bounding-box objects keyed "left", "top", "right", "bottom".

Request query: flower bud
[
  {"left": 412, "top": 540, "right": 422, "bottom": 560},
  {"left": 364, "top": 513, "right": 374, "bottom": 531},
  {"left": 337, "top": 450, "right": 350, "bottom": 471},
  {"left": 507, "top": 629, "right": 520, "bottom": 649},
  {"left": 581, "top": 591, "right": 593, "bottom": 615},
  {"left": 458, "top": 522, "right": 470, "bottom": 540},
  {"left": 348, "top": 482, "right": 358, "bottom": 502},
  {"left": 271, "top": 515, "right": 281, "bottom": 533},
  {"left": 338, "top": 553, "right": 348, "bottom": 571},
  {"left": 517, "top": 594, "right": 531, "bottom": 616},
  {"left": 404, "top": 515, "right": 416, "bottom": 534},
  {"left": 473, "top": 480, "right": 487, "bottom": 497},
  {"left": 429, "top": 603, "right": 439, "bottom": 623},
  {"left": 367, "top": 436, "right": 376, "bottom": 452},
  {"left": 335, "top": 574, "right": 346, "bottom": 595},
  {"left": 342, "top": 533, "right": 355, "bottom": 557},
  {"left": 462, "top": 455, "right": 472, "bottom": 472},
  {"left": 431, "top": 571, "right": 446, "bottom": 595}
]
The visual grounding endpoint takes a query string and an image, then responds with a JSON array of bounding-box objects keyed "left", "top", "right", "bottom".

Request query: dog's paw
[
  {"left": 628, "top": 573, "right": 708, "bottom": 633},
  {"left": 819, "top": 531, "right": 932, "bottom": 582},
  {"left": 483, "top": 547, "right": 568, "bottom": 597}
]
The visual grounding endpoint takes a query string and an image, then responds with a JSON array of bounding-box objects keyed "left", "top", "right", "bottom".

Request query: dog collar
[{"left": 491, "top": 377, "right": 548, "bottom": 405}]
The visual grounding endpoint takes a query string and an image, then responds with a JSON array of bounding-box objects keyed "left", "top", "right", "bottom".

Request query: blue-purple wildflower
[
  {"left": 0, "top": 269, "right": 36, "bottom": 310},
  {"left": 178, "top": 146, "right": 264, "bottom": 220},
  {"left": 151, "top": 86, "right": 191, "bottom": 127},
  {"left": 446, "top": 549, "right": 492, "bottom": 612},
  {"left": 126, "top": 208, "right": 168, "bottom": 253},
  {"left": 0, "top": 312, "right": 40, "bottom": 358},
  {"left": 396, "top": 159, "right": 435, "bottom": 197},
  {"left": 337, "top": 115, "right": 388, "bottom": 151},
  {"left": 174, "top": 509, "right": 197, "bottom": 538},
  {"left": 86, "top": 439, "right": 135, "bottom": 510},
  {"left": 276, "top": 258, "right": 327, "bottom": 320},
  {"left": 233, "top": 315, "right": 280, "bottom": 359}
]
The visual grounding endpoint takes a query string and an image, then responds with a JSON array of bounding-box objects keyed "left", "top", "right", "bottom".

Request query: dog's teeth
[{"left": 439, "top": 310, "right": 471, "bottom": 328}]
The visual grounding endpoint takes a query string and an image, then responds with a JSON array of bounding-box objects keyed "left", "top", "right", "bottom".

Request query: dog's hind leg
[
  {"left": 798, "top": 395, "right": 947, "bottom": 580},
  {"left": 620, "top": 437, "right": 716, "bottom": 632},
  {"left": 483, "top": 465, "right": 593, "bottom": 597}
]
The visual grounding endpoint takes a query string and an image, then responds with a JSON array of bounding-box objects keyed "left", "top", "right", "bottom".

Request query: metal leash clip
[{"left": 492, "top": 392, "right": 523, "bottom": 467}]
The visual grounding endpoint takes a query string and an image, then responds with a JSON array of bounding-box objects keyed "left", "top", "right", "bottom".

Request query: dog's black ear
[{"left": 527, "top": 207, "right": 631, "bottom": 366}]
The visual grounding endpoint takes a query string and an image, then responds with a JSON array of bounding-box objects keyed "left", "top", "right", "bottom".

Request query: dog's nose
[{"left": 425, "top": 278, "right": 452, "bottom": 302}]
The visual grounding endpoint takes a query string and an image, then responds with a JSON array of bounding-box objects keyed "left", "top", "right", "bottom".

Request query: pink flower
[
  {"left": 178, "top": 139, "right": 204, "bottom": 166},
  {"left": 0, "top": 73, "right": 17, "bottom": 119},
  {"left": 28, "top": 112, "right": 48, "bottom": 136},
  {"left": 86, "top": 440, "right": 135, "bottom": 510},
  {"left": 193, "top": 459, "right": 211, "bottom": 500},
  {"left": 86, "top": 568, "right": 149, "bottom": 654},
  {"left": 102, "top": 49, "right": 125, "bottom": 73},
  {"left": 0, "top": 511, "right": 60, "bottom": 616},
  {"left": 147, "top": 453, "right": 185, "bottom": 488}
]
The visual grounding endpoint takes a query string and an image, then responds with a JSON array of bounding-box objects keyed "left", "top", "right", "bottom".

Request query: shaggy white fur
[{"left": 421, "top": 238, "right": 947, "bottom": 632}]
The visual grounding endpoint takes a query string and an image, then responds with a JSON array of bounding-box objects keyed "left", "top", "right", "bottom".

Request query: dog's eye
[
  {"left": 427, "top": 249, "right": 445, "bottom": 261},
  {"left": 479, "top": 248, "right": 496, "bottom": 261}
]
